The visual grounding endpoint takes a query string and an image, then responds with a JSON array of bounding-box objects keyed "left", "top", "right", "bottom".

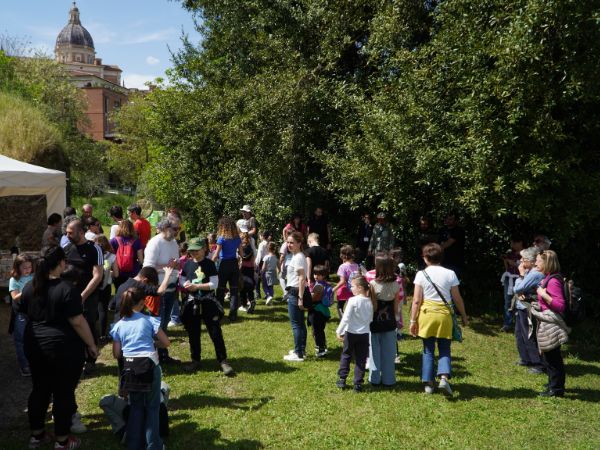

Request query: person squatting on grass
[
  {"left": 410, "top": 243, "right": 469, "bottom": 396},
  {"left": 110, "top": 287, "right": 170, "bottom": 450},
  {"left": 21, "top": 246, "right": 98, "bottom": 450},
  {"left": 335, "top": 276, "right": 374, "bottom": 392}
]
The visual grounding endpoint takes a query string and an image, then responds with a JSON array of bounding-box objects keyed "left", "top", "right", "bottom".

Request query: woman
[
  {"left": 409, "top": 243, "right": 468, "bottom": 396},
  {"left": 283, "top": 232, "right": 309, "bottom": 362},
  {"left": 111, "top": 219, "right": 144, "bottom": 289},
  {"left": 20, "top": 246, "right": 97, "bottom": 450},
  {"left": 282, "top": 213, "right": 307, "bottom": 241},
  {"left": 212, "top": 217, "right": 242, "bottom": 321},
  {"left": 111, "top": 287, "right": 170, "bottom": 449},
  {"left": 532, "top": 250, "right": 569, "bottom": 397}
]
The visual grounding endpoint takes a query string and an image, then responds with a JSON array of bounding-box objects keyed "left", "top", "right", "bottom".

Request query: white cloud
[
  {"left": 125, "top": 28, "right": 177, "bottom": 44},
  {"left": 146, "top": 56, "right": 160, "bottom": 66},
  {"left": 123, "top": 73, "right": 158, "bottom": 90}
]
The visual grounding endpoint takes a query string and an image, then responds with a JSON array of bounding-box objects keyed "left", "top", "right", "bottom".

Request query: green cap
[{"left": 187, "top": 237, "right": 207, "bottom": 251}]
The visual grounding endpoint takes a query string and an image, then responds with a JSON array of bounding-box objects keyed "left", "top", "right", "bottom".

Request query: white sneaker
[
  {"left": 167, "top": 321, "right": 181, "bottom": 329},
  {"left": 394, "top": 355, "right": 401, "bottom": 364},
  {"left": 265, "top": 296, "right": 273, "bottom": 305},
  {"left": 438, "top": 378, "right": 453, "bottom": 396},
  {"left": 239, "top": 306, "right": 247, "bottom": 312},
  {"left": 283, "top": 352, "right": 304, "bottom": 362},
  {"left": 424, "top": 384, "right": 434, "bottom": 394},
  {"left": 70, "top": 412, "right": 87, "bottom": 433},
  {"left": 315, "top": 349, "right": 328, "bottom": 358}
]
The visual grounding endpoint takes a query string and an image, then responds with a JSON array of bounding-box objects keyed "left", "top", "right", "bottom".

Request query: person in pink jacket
[{"left": 535, "top": 250, "right": 566, "bottom": 397}]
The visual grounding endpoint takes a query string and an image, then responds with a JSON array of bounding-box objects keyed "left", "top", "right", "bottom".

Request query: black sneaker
[
  {"left": 220, "top": 360, "right": 235, "bottom": 377},
  {"left": 353, "top": 384, "right": 363, "bottom": 393},
  {"left": 539, "top": 390, "right": 564, "bottom": 398},
  {"left": 247, "top": 301, "right": 256, "bottom": 314},
  {"left": 336, "top": 379, "right": 347, "bottom": 389}
]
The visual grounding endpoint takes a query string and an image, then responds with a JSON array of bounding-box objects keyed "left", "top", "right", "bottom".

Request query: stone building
[{"left": 55, "top": 2, "right": 129, "bottom": 141}]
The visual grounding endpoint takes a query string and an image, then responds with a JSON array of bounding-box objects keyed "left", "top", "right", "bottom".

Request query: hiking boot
[
  {"left": 220, "top": 360, "right": 235, "bottom": 376},
  {"left": 54, "top": 436, "right": 81, "bottom": 450}
]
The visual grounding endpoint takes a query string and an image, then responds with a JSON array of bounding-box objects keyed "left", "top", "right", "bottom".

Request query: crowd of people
[{"left": 6, "top": 203, "right": 572, "bottom": 449}]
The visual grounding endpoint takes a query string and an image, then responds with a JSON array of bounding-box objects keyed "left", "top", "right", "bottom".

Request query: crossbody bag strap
[{"left": 422, "top": 269, "right": 451, "bottom": 307}]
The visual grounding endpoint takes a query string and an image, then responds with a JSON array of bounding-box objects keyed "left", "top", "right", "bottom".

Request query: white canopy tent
[{"left": 0, "top": 155, "right": 66, "bottom": 216}]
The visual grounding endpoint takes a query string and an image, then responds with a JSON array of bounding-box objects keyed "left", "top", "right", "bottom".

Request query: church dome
[{"left": 56, "top": 2, "right": 94, "bottom": 50}]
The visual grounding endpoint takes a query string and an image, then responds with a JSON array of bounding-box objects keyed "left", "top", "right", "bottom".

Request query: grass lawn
[{"left": 2, "top": 289, "right": 599, "bottom": 449}]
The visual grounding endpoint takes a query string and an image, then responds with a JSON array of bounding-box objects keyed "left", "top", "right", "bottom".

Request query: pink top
[
  {"left": 538, "top": 274, "right": 566, "bottom": 315},
  {"left": 336, "top": 262, "right": 359, "bottom": 301}
]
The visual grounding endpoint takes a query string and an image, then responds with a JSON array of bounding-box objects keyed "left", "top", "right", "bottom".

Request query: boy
[{"left": 309, "top": 265, "right": 333, "bottom": 357}]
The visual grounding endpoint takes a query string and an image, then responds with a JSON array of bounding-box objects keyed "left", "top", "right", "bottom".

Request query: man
[
  {"left": 64, "top": 219, "right": 104, "bottom": 374},
  {"left": 128, "top": 204, "right": 152, "bottom": 248},
  {"left": 439, "top": 211, "right": 466, "bottom": 278},
  {"left": 368, "top": 212, "right": 395, "bottom": 256},
  {"left": 143, "top": 217, "right": 181, "bottom": 364},
  {"left": 533, "top": 234, "right": 551, "bottom": 252},
  {"left": 356, "top": 213, "right": 373, "bottom": 266},
  {"left": 513, "top": 247, "right": 545, "bottom": 374},
  {"left": 81, "top": 204, "right": 93, "bottom": 220},
  {"left": 42, "top": 213, "right": 63, "bottom": 247},
  {"left": 181, "top": 237, "right": 234, "bottom": 376},
  {"left": 307, "top": 207, "right": 331, "bottom": 251},
  {"left": 109, "top": 205, "right": 124, "bottom": 239}
]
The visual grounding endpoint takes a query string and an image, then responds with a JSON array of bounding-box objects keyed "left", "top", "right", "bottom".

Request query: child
[
  {"left": 207, "top": 233, "right": 218, "bottom": 262},
  {"left": 368, "top": 254, "right": 401, "bottom": 387},
  {"left": 95, "top": 235, "right": 119, "bottom": 344},
  {"left": 333, "top": 245, "right": 360, "bottom": 319},
  {"left": 335, "top": 276, "right": 374, "bottom": 392},
  {"left": 310, "top": 265, "right": 333, "bottom": 357},
  {"left": 261, "top": 242, "right": 278, "bottom": 305},
  {"left": 255, "top": 231, "right": 272, "bottom": 299},
  {"left": 239, "top": 232, "right": 256, "bottom": 313},
  {"left": 212, "top": 217, "right": 242, "bottom": 321},
  {"left": 8, "top": 254, "right": 34, "bottom": 376}
]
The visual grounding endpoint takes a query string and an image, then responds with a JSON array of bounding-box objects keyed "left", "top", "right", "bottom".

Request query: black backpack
[{"left": 543, "top": 274, "right": 585, "bottom": 326}]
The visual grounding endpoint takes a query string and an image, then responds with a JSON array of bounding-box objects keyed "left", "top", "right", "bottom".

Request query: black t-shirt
[
  {"left": 63, "top": 241, "right": 103, "bottom": 294},
  {"left": 114, "top": 277, "right": 159, "bottom": 312},
  {"left": 308, "top": 216, "right": 330, "bottom": 247},
  {"left": 306, "top": 245, "right": 329, "bottom": 268},
  {"left": 19, "top": 279, "right": 84, "bottom": 352},
  {"left": 181, "top": 258, "right": 218, "bottom": 299},
  {"left": 439, "top": 226, "right": 465, "bottom": 267}
]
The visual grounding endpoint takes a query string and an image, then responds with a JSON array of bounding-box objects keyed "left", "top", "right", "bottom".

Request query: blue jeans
[
  {"left": 159, "top": 290, "right": 177, "bottom": 332},
  {"left": 13, "top": 312, "right": 29, "bottom": 371},
  {"left": 127, "top": 364, "right": 163, "bottom": 450},
  {"left": 170, "top": 295, "right": 182, "bottom": 324},
  {"left": 287, "top": 293, "right": 306, "bottom": 357},
  {"left": 369, "top": 330, "right": 397, "bottom": 385},
  {"left": 422, "top": 337, "right": 451, "bottom": 382},
  {"left": 502, "top": 280, "right": 513, "bottom": 328}
]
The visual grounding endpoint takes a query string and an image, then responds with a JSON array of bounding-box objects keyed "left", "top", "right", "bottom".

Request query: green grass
[{"left": 3, "top": 291, "right": 600, "bottom": 449}]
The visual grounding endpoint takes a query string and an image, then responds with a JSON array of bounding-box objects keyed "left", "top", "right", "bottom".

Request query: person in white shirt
[
  {"left": 335, "top": 276, "right": 374, "bottom": 392},
  {"left": 283, "top": 232, "right": 308, "bottom": 362},
  {"left": 143, "top": 218, "right": 180, "bottom": 364}
]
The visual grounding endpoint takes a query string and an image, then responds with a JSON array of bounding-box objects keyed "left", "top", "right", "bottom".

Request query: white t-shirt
[
  {"left": 109, "top": 223, "right": 120, "bottom": 239},
  {"left": 143, "top": 234, "right": 180, "bottom": 288},
  {"left": 414, "top": 265, "right": 459, "bottom": 303},
  {"left": 336, "top": 295, "right": 374, "bottom": 335},
  {"left": 85, "top": 231, "right": 98, "bottom": 242},
  {"left": 286, "top": 252, "right": 307, "bottom": 288}
]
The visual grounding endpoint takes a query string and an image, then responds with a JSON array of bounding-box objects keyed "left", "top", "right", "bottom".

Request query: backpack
[
  {"left": 345, "top": 263, "right": 362, "bottom": 292},
  {"left": 116, "top": 237, "right": 135, "bottom": 273},
  {"left": 543, "top": 274, "right": 585, "bottom": 326},
  {"left": 315, "top": 281, "right": 334, "bottom": 307}
]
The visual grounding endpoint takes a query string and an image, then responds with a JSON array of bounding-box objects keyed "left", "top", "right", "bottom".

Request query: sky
[{"left": 1, "top": 0, "right": 202, "bottom": 89}]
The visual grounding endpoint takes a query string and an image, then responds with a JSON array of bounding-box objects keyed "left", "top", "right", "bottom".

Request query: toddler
[{"left": 261, "top": 242, "right": 278, "bottom": 304}]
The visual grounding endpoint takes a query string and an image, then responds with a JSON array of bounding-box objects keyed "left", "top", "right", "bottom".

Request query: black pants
[
  {"left": 543, "top": 346, "right": 565, "bottom": 393},
  {"left": 308, "top": 310, "right": 328, "bottom": 352},
  {"left": 83, "top": 292, "right": 99, "bottom": 358},
  {"left": 98, "top": 285, "right": 112, "bottom": 338},
  {"left": 338, "top": 332, "right": 369, "bottom": 386},
  {"left": 216, "top": 259, "right": 239, "bottom": 319},
  {"left": 514, "top": 309, "right": 543, "bottom": 368},
  {"left": 336, "top": 300, "right": 346, "bottom": 320},
  {"left": 182, "top": 297, "right": 227, "bottom": 363},
  {"left": 26, "top": 340, "right": 85, "bottom": 436},
  {"left": 239, "top": 266, "right": 255, "bottom": 307}
]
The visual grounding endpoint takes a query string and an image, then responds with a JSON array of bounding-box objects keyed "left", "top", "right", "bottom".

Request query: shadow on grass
[
  {"left": 162, "top": 356, "right": 299, "bottom": 376},
  {"left": 169, "top": 394, "right": 273, "bottom": 412},
  {"left": 397, "top": 352, "right": 471, "bottom": 378},
  {"left": 169, "top": 419, "right": 263, "bottom": 449},
  {"left": 468, "top": 319, "right": 501, "bottom": 337},
  {"left": 564, "top": 363, "right": 600, "bottom": 377}
]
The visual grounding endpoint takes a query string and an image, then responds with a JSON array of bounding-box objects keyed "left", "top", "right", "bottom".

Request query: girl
[
  {"left": 20, "top": 246, "right": 97, "bottom": 450},
  {"left": 110, "top": 219, "right": 144, "bottom": 289},
  {"left": 410, "top": 243, "right": 468, "bottom": 396},
  {"left": 283, "top": 232, "right": 308, "bottom": 362},
  {"left": 369, "top": 254, "right": 401, "bottom": 386},
  {"left": 239, "top": 232, "right": 256, "bottom": 313},
  {"left": 335, "top": 276, "right": 373, "bottom": 392},
  {"left": 95, "top": 235, "right": 119, "bottom": 344},
  {"left": 8, "top": 254, "right": 34, "bottom": 376},
  {"left": 261, "top": 242, "right": 278, "bottom": 304},
  {"left": 212, "top": 217, "right": 242, "bottom": 321},
  {"left": 333, "top": 245, "right": 359, "bottom": 319},
  {"left": 111, "top": 287, "right": 170, "bottom": 450},
  {"left": 282, "top": 213, "right": 307, "bottom": 241}
]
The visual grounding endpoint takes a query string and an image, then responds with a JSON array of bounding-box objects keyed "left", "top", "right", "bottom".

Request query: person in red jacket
[{"left": 128, "top": 204, "right": 152, "bottom": 249}]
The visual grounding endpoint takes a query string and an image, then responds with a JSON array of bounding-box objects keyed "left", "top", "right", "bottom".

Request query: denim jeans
[
  {"left": 170, "top": 296, "right": 182, "bottom": 324},
  {"left": 158, "top": 290, "right": 176, "bottom": 360},
  {"left": 287, "top": 293, "right": 306, "bottom": 357},
  {"left": 421, "top": 337, "right": 451, "bottom": 382},
  {"left": 262, "top": 273, "right": 274, "bottom": 298},
  {"left": 127, "top": 364, "right": 163, "bottom": 450},
  {"left": 13, "top": 312, "right": 29, "bottom": 371},
  {"left": 502, "top": 279, "right": 513, "bottom": 328},
  {"left": 369, "top": 330, "right": 397, "bottom": 385},
  {"left": 514, "top": 308, "right": 543, "bottom": 367}
]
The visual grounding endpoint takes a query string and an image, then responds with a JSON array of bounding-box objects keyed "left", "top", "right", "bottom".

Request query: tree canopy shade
[{"left": 116, "top": 0, "right": 600, "bottom": 304}]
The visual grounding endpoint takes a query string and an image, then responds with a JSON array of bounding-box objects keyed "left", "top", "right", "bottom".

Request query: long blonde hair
[{"left": 217, "top": 217, "right": 238, "bottom": 239}]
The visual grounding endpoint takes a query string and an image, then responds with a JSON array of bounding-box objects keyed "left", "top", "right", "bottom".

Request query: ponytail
[
  {"left": 33, "top": 246, "right": 65, "bottom": 297},
  {"left": 119, "top": 287, "right": 145, "bottom": 318}
]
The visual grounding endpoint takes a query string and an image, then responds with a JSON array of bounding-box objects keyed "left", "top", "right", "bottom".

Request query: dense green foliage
[{"left": 115, "top": 1, "right": 600, "bottom": 306}]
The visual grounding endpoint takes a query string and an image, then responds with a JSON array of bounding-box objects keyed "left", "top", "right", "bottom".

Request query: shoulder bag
[{"left": 422, "top": 269, "right": 463, "bottom": 342}]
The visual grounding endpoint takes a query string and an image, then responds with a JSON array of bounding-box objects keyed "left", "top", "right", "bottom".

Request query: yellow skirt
[{"left": 417, "top": 300, "right": 453, "bottom": 340}]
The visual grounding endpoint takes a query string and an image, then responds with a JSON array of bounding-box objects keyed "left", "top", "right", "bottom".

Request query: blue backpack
[{"left": 316, "top": 281, "right": 334, "bottom": 307}]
